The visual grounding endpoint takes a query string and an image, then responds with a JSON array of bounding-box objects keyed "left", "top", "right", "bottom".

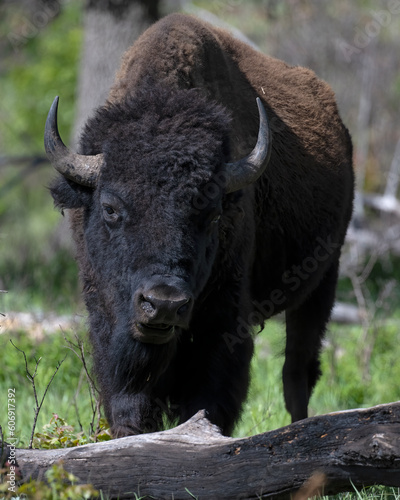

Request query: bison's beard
[{"left": 109, "top": 325, "right": 178, "bottom": 394}]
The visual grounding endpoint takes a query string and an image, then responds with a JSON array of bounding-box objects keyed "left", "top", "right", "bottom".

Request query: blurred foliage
[
  {"left": 337, "top": 254, "right": 400, "bottom": 316},
  {"left": 0, "top": 0, "right": 82, "bottom": 154},
  {"left": 0, "top": 1, "right": 83, "bottom": 311},
  {"left": 0, "top": 165, "right": 81, "bottom": 312}
]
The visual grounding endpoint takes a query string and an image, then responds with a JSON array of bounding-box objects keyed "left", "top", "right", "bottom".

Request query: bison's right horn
[{"left": 44, "top": 96, "right": 102, "bottom": 188}]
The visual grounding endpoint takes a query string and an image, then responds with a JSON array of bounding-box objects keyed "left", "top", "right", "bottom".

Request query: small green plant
[{"left": 33, "top": 413, "right": 111, "bottom": 449}]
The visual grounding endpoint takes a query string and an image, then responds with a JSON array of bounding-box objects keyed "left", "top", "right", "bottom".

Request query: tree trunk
[
  {"left": 71, "top": 0, "right": 160, "bottom": 148},
  {"left": 8, "top": 401, "right": 400, "bottom": 499}
]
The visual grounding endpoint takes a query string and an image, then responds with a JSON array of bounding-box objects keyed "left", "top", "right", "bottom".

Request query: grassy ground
[
  {"left": 238, "top": 316, "right": 400, "bottom": 437},
  {"left": 2, "top": 315, "right": 400, "bottom": 444}
]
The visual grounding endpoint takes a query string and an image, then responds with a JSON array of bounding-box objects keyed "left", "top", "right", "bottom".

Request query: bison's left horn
[
  {"left": 44, "top": 96, "right": 102, "bottom": 188},
  {"left": 224, "top": 97, "right": 271, "bottom": 194}
]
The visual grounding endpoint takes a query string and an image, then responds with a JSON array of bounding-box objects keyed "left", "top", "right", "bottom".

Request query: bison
[{"left": 45, "top": 13, "right": 354, "bottom": 437}]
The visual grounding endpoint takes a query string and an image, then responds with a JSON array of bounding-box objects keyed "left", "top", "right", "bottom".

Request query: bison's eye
[
  {"left": 104, "top": 205, "right": 115, "bottom": 215},
  {"left": 102, "top": 204, "right": 120, "bottom": 223}
]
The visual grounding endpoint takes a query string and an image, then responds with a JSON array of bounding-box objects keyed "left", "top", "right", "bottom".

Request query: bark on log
[{"left": 10, "top": 402, "right": 400, "bottom": 499}]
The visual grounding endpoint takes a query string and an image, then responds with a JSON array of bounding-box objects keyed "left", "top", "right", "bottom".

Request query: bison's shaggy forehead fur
[{"left": 82, "top": 84, "right": 231, "bottom": 200}]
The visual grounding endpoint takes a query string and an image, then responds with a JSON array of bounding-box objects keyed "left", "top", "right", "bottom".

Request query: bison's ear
[{"left": 50, "top": 176, "right": 93, "bottom": 212}]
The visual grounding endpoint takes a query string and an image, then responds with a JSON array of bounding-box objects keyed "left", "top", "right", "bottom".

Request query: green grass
[
  {"left": 0, "top": 325, "right": 96, "bottom": 447},
  {"left": 322, "top": 486, "right": 400, "bottom": 500},
  {"left": 235, "top": 317, "right": 400, "bottom": 437}
]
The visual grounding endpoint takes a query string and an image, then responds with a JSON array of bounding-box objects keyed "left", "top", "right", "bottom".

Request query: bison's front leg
[
  {"left": 175, "top": 310, "right": 254, "bottom": 436},
  {"left": 106, "top": 392, "right": 164, "bottom": 437}
]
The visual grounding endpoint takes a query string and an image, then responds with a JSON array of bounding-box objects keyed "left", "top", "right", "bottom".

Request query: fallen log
[{"left": 8, "top": 401, "right": 400, "bottom": 499}]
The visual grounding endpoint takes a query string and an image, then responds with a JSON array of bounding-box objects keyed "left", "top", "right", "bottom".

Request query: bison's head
[{"left": 46, "top": 86, "right": 270, "bottom": 351}]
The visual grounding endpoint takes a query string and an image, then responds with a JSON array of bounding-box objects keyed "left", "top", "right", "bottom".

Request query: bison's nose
[{"left": 136, "top": 284, "right": 193, "bottom": 328}]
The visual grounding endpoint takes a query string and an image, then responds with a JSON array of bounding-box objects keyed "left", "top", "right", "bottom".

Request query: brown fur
[{"left": 109, "top": 14, "right": 348, "bottom": 159}]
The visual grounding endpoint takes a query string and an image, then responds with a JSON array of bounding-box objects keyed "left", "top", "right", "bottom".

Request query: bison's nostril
[{"left": 140, "top": 295, "right": 156, "bottom": 315}]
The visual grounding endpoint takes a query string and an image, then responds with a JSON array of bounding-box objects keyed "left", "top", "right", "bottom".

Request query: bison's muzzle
[{"left": 133, "top": 279, "right": 193, "bottom": 344}]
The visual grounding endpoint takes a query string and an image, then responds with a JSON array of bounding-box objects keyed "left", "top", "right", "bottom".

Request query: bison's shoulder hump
[{"left": 108, "top": 14, "right": 225, "bottom": 101}]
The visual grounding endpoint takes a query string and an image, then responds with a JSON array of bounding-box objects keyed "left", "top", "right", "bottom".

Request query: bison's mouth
[{"left": 133, "top": 322, "right": 176, "bottom": 344}]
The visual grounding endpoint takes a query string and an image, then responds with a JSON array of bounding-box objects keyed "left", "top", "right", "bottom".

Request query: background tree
[{"left": 72, "top": 0, "right": 161, "bottom": 147}]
